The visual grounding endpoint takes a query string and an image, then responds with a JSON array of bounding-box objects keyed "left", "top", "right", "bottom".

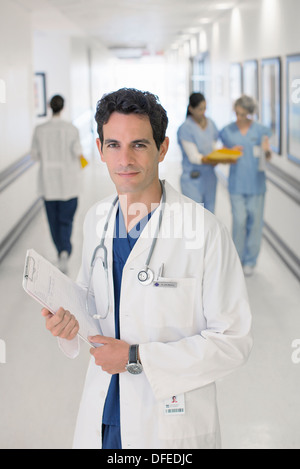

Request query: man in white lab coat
[{"left": 42, "top": 88, "right": 252, "bottom": 449}]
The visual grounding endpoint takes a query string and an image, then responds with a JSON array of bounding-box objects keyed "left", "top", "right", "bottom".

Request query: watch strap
[{"left": 129, "top": 344, "right": 139, "bottom": 364}]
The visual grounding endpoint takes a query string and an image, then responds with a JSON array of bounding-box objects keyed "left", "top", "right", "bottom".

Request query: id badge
[
  {"left": 164, "top": 394, "right": 185, "bottom": 415},
  {"left": 253, "top": 145, "right": 261, "bottom": 157},
  {"left": 153, "top": 281, "right": 177, "bottom": 288}
]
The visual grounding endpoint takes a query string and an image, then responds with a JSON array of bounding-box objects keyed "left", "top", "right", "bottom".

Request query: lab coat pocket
[
  {"left": 144, "top": 277, "right": 196, "bottom": 329},
  {"left": 158, "top": 385, "right": 219, "bottom": 446}
]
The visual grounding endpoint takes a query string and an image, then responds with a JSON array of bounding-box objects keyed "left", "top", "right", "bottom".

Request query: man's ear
[
  {"left": 96, "top": 138, "right": 105, "bottom": 162},
  {"left": 158, "top": 137, "right": 169, "bottom": 163}
]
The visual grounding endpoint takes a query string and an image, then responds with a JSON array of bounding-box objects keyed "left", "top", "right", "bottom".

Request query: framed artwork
[
  {"left": 229, "top": 62, "right": 243, "bottom": 118},
  {"left": 34, "top": 72, "right": 47, "bottom": 117},
  {"left": 230, "top": 62, "right": 243, "bottom": 100},
  {"left": 286, "top": 54, "right": 300, "bottom": 164},
  {"left": 243, "top": 60, "right": 259, "bottom": 115},
  {"left": 261, "top": 57, "right": 282, "bottom": 154}
]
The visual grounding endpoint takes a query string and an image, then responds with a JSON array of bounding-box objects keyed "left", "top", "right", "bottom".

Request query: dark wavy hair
[
  {"left": 186, "top": 92, "right": 205, "bottom": 117},
  {"left": 95, "top": 88, "right": 168, "bottom": 150}
]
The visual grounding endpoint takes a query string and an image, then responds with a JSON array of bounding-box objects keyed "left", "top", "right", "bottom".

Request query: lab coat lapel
[
  {"left": 95, "top": 196, "right": 118, "bottom": 270},
  {"left": 96, "top": 198, "right": 118, "bottom": 334}
]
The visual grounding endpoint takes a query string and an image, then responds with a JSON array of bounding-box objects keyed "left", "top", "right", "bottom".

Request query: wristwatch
[{"left": 126, "top": 344, "right": 143, "bottom": 374}]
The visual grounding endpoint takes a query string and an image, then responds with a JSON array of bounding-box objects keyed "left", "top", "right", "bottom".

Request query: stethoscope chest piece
[{"left": 138, "top": 268, "right": 154, "bottom": 286}]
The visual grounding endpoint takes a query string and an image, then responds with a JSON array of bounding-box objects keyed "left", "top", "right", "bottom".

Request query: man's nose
[{"left": 119, "top": 146, "right": 135, "bottom": 165}]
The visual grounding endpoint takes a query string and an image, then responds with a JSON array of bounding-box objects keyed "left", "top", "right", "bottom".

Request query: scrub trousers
[
  {"left": 44, "top": 197, "right": 78, "bottom": 256},
  {"left": 102, "top": 424, "right": 122, "bottom": 449},
  {"left": 230, "top": 193, "right": 265, "bottom": 267},
  {"left": 180, "top": 169, "right": 217, "bottom": 213}
]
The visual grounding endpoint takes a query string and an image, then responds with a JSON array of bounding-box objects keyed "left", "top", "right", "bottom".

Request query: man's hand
[
  {"left": 89, "top": 335, "right": 130, "bottom": 374},
  {"left": 41, "top": 307, "right": 79, "bottom": 340}
]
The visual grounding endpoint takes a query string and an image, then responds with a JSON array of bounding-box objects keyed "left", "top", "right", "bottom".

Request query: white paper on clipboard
[{"left": 22, "top": 249, "right": 102, "bottom": 348}]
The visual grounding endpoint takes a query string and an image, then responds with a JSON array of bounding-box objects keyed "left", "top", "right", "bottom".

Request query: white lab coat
[
  {"left": 59, "top": 181, "right": 252, "bottom": 449},
  {"left": 31, "top": 116, "right": 82, "bottom": 201}
]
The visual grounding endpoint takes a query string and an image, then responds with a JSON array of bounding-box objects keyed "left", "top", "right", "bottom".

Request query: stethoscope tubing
[{"left": 86, "top": 180, "right": 166, "bottom": 319}]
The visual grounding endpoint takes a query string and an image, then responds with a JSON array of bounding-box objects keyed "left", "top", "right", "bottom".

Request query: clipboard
[{"left": 22, "top": 249, "right": 101, "bottom": 348}]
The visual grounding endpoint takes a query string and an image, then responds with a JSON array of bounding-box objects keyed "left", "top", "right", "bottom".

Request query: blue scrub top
[
  {"left": 177, "top": 115, "right": 219, "bottom": 175},
  {"left": 102, "top": 206, "right": 154, "bottom": 447},
  {"left": 219, "top": 121, "right": 271, "bottom": 195}
]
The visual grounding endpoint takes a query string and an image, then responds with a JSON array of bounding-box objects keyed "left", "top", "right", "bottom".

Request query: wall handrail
[
  {"left": 0, "top": 196, "right": 43, "bottom": 263},
  {"left": 0, "top": 154, "right": 35, "bottom": 193},
  {"left": 263, "top": 221, "right": 300, "bottom": 281},
  {"left": 266, "top": 162, "right": 300, "bottom": 205}
]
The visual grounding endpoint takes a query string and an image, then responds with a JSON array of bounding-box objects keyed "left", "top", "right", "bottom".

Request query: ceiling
[{"left": 16, "top": 0, "right": 240, "bottom": 58}]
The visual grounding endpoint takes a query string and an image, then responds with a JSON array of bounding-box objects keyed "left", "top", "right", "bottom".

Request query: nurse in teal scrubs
[
  {"left": 220, "top": 95, "right": 272, "bottom": 276},
  {"left": 177, "top": 93, "right": 219, "bottom": 213}
]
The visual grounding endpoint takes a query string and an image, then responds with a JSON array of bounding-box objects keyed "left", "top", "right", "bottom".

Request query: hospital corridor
[{"left": 1, "top": 0, "right": 300, "bottom": 450}]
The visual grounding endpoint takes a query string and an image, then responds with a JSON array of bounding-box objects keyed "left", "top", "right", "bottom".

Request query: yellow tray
[{"left": 206, "top": 148, "right": 242, "bottom": 161}]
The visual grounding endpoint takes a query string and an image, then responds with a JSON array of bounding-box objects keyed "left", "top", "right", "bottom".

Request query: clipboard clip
[{"left": 24, "top": 255, "right": 36, "bottom": 281}]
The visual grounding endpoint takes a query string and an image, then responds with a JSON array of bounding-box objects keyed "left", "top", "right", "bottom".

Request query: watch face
[{"left": 127, "top": 363, "right": 143, "bottom": 374}]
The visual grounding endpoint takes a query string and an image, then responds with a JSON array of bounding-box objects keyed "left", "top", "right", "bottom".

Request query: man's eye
[{"left": 107, "top": 143, "right": 119, "bottom": 148}]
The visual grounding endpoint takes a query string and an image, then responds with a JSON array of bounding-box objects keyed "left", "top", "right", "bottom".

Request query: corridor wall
[
  {"left": 0, "top": 0, "right": 39, "bottom": 259},
  {"left": 0, "top": 1, "right": 113, "bottom": 260}
]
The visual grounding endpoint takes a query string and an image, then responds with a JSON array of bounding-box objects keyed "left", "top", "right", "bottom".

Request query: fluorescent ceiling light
[
  {"left": 185, "top": 27, "right": 202, "bottom": 34},
  {"left": 213, "top": 3, "right": 235, "bottom": 10},
  {"left": 198, "top": 18, "right": 212, "bottom": 24}
]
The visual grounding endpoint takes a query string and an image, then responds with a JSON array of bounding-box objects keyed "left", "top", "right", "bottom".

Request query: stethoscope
[{"left": 86, "top": 181, "right": 166, "bottom": 319}]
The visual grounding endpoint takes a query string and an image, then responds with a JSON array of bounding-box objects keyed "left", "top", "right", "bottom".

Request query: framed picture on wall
[
  {"left": 229, "top": 63, "right": 243, "bottom": 101},
  {"left": 261, "top": 57, "right": 282, "bottom": 154},
  {"left": 229, "top": 62, "right": 243, "bottom": 118},
  {"left": 242, "top": 60, "right": 259, "bottom": 115},
  {"left": 34, "top": 72, "right": 47, "bottom": 118},
  {"left": 286, "top": 54, "right": 300, "bottom": 164}
]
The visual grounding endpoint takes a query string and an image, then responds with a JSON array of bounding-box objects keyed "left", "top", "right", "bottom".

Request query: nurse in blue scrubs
[
  {"left": 177, "top": 93, "right": 219, "bottom": 213},
  {"left": 220, "top": 95, "right": 272, "bottom": 276}
]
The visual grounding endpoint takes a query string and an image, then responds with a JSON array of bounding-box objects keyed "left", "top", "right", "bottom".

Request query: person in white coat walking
[
  {"left": 31, "top": 94, "right": 83, "bottom": 273},
  {"left": 41, "top": 88, "right": 252, "bottom": 449}
]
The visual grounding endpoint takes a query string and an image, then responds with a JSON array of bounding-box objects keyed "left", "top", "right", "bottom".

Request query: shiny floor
[{"left": 0, "top": 155, "right": 299, "bottom": 449}]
